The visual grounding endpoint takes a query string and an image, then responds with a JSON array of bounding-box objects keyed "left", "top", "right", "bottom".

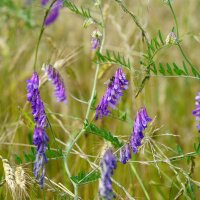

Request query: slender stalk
[
  {"left": 63, "top": 157, "right": 79, "bottom": 199},
  {"left": 152, "top": 141, "right": 191, "bottom": 199},
  {"left": 177, "top": 44, "right": 200, "bottom": 78},
  {"left": 112, "top": 178, "right": 135, "bottom": 200},
  {"left": 151, "top": 74, "right": 200, "bottom": 80},
  {"left": 113, "top": 0, "right": 151, "bottom": 98},
  {"left": 63, "top": 5, "right": 106, "bottom": 199},
  {"left": 85, "top": 6, "right": 105, "bottom": 120},
  {"left": 178, "top": 44, "right": 193, "bottom": 67},
  {"left": 45, "top": 177, "right": 75, "bottom": 198},
  {"left": 33, "top": 26, "right": 44, "bottom": 71},
  {"left": 46, "top": 116, "right": 61, "bottom": 150},
  {"left": 114, "top": 0, "right": 150, "bottom": 46},
  {"left": 130, "top": 164, "right": 151, "bottom": 200},
  {"left": 33, "top": 0, "right": 56, "bottom": 71},
  {"left": 168, "top": 0, "right": 179, "bottom": 38}
]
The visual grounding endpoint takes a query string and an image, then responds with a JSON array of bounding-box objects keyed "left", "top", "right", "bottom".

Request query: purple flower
[
  {"left": 26, "top": 72, "right": 49, "bottom": 187},
  {"left": 120, "top": 143, "right": 131, "bottom": 164},
  {"left": 91, "top": 30, "right": 102, "bottom": 50},
  {"left": 96, "top": 68, "right": 128, "bottom": 120},
  {"left": 43, "top": 64, "right": 67, "bottom": 103},
  {"left": 91, "top": 38, "right": 100, "bottom": 50},
  {"left": 42, "top": 0, "right": 63, "bottom": 26},
  {"left": 26, "top": 72, "right": 47, "bottom": 128},
  {"left": 41, "top": 0, "right": 49, "bottom": 6},
  {"left": 33, "top": 127, "right": 49, "bottom": 188},
  {"left": 26, "top": 72, "right": 39, "bottom": 101},
  {"left": 166, "top": 31, "right": 178, "bottom": 44},
  {"left": 99, "top": 149, "right": 116, "bottom": 200},
  {"left": 33, "top": 127, "right": 49, "bottom": 154},
  {"left": 130, "top": 107, "right": 152, "bottom": 154},
  {"left": 192, "top": 92, "right": 200, "bottom": 132}
]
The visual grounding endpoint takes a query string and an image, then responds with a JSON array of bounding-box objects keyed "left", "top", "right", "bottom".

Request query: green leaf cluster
[
  {"left": 96, "top": 50, "right": 131, "bottom": 69},
  {"left": 71, "top": 170, "right": 100, "bottom": 185},
  {"left": 84, "top": 122, "right": 123, "bottom": 148},
  {"left": 63, "top": 1, "right": 91, "bottom": 19}
]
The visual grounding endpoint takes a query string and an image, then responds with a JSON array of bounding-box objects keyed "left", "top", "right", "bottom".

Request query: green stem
[
  {"left": 85, "top": 7, "right": 105, "bottom": 120},
  {"left": 114, "top": 0, "right": 150, "bottom": 46},
  {"left": 130, "top": 164, "right": 150, "bottom": 200},
  {"left": 168, "top": 0, "right": 179, "bottom": 38},
  {"left": 63, "top": 5, "right": 106, "bottom": 199},
  {"left": 67, "top": 5, "right": 106, "bottom": 149},
  {"left": 33, "top": 27, "right": 44, "bottom": 71},
  {"left": 46, "top": 116, "right": 60, "bottom": 150},
  {"left": 178, "top": 44, "right": 200, "bottom": 77},
  {"left": 178, "top": 44, "right": 194, "bottom": 68},
  {"left": 63, "top": 154, "right": 79, "bottom": 199},
  {"left": 33, "top": 0, "right": 56, "bottom": 71}
]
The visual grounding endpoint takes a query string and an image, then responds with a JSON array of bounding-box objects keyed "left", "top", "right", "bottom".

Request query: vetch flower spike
[
  {"left": 33, "top": 127, "right": 49, "bottom": 188},
  {"left": 192, "top": 92, "right": 200, "bottom": 132},
  {"left": 26, "top": 72, "right": 47, "bottom": 128},
  {"left": 26, "top": 72, "right": 49, "bottom": 188},
  {"left": 96, "top": 67, "right": 128, "bottom": 120},
  {"left": 43, "top": 64, "right": 67, "bottom": 103},
  {"left": 130, "top": 107, "right": 152, "bottom": 154},
  {"left": 99, "top": 149, "right": 116, "bottom": 200}
]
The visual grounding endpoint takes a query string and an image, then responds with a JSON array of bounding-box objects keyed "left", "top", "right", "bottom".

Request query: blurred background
[{"left": 0, "top": 0, "right": 200, "bottom": 199}]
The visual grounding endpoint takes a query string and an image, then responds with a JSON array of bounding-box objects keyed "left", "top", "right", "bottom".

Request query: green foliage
[
  {"left": 150, "top": 61, "right": 200, "bottom": 78},
  {"left": 96, "top": 50, "right": 131, "bottom": 69},
  {"left": 176, "top": 145, "right": 183, "bottom": 155},
  {"left": 186, "top": 181, "right": 196, "bottom": 200},
  {"left": 193, "top": 138, "right": 200, "bottom": 153},
  {"left": 136, "top": 30, "right": 200, "bottom": 97},
  {"left": 71, "top": 170, "right": 100, "bottom": 185},
  {"left": 1, "top": 0, "right": 200, "bottom": 199},
  {"left": 63, "top": 1, "right": 92, "bottom": 19},
  {"left": 15, "top": 148, "right": 63, "bottom": 164},
  {"left": 91, "top": 91, "right": 97, "bottom": 109},
  {"left": 142, "top": 30, "right": 173, "bottom": 66},
  {"left": 15, "top": 147, "right": 36, "bottom": 164},
  {"left": 23, "top": 148, "right": 35, "bottom": 162},
  {"left": 46, "top": 148, "right": 63, "bottom": 159},
  {"left": 84, "top": 122, "right": 123, "bottom": 148},
  {"left": 15, "top": 154, "right": 23, "bottom": 165},
  {"left": 142, "top": 30, "right": 200, "bottom": 79}
]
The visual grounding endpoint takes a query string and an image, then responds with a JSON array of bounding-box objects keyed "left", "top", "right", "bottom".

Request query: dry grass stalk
[
  {"left": 1, "top": 156, "right": 31, "bottom": 199},
  {"left": 15, "top": 166, "right": 30, "bottom": 199},
  {"left": 1, "top": 156, "right": 16, "bottom": 198}
]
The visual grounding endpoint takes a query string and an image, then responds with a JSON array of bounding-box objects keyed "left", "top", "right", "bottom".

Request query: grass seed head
[
  {"left": 1, "top": 158, "right": 16, "bottom": 197},
  {"left": 15, "top": 166, "right": 30, "bottom": 199},
  {"left": 15, "top": 166, "right": 26, "bottom": 191}
]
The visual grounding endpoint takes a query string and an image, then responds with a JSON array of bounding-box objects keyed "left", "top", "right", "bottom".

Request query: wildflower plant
[
  {"left": 1, "top": 0, "right": 200, "bottom": 199},
  {"left": 95, "top": 68, "right": 128, "bottom": 120},
  {"left": 42, "top": 64, "right": 67, "bottom": 103},
  {"left": 99, "top": 149, "right": 116, "bottom": 200},
  {"left": 26, "top": 72, "right": 49, "bottom": 188}
]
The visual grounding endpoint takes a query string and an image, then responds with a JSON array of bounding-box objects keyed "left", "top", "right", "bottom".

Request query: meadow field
[{"left": 0, "top": 0, "right": 200, "bottom": 199}]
